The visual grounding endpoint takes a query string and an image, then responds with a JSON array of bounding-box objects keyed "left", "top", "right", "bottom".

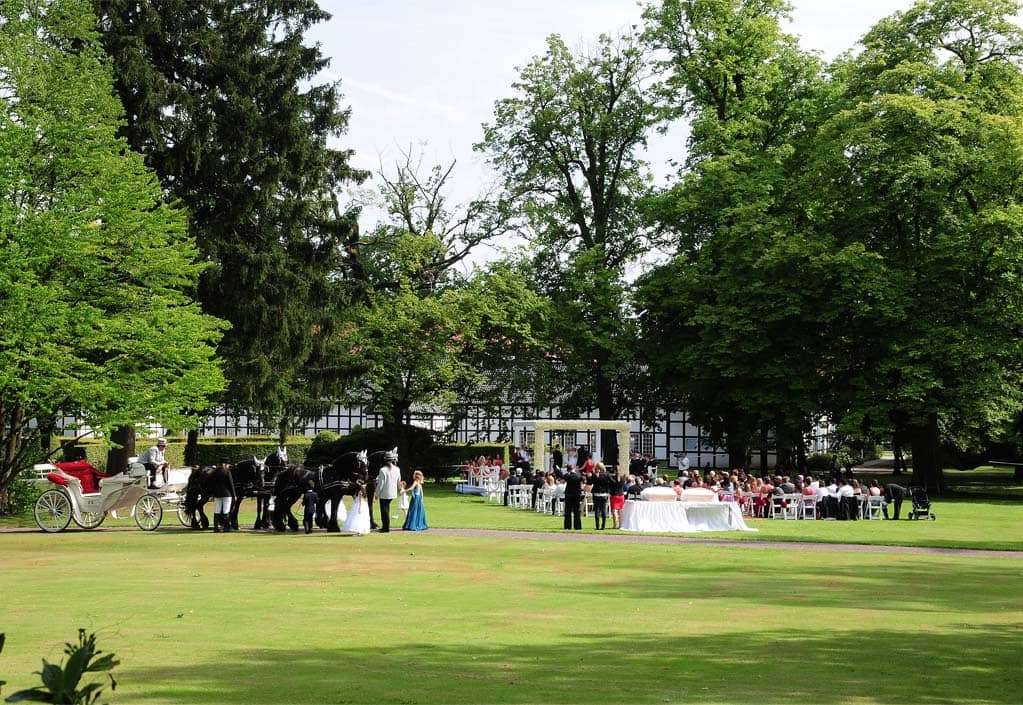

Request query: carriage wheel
[
  {"left": 176, "top": 503, "right": 191, "bottom": 527},
  {"left": 134, "top": 493, "right": 163, "bottom": 530},
  {"left": 34, "top": 489, "right": 72, "bottom": 533},
  {"left": 74, "top": 510, "right": 106, "bottom": 530}
]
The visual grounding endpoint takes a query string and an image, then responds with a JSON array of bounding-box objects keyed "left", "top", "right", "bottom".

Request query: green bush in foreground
[{"left": 5, "top": 630, "right": 118, "bottom": 705}]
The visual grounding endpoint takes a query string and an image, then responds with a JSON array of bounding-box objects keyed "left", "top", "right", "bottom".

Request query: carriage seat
[{"left": 53, "top": 460, "right": 109, "bottom": 495}]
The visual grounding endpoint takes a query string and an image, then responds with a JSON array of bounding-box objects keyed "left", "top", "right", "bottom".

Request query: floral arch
[{"left": 513, "top": 419, "right": 631, "bottom": 474}]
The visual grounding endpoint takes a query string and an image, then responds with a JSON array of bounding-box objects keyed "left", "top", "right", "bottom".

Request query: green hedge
[
  {"left": 65, "top": 437, "right": 510, "bottom": 481},
  {"left": 67, "top": 437, "right": 312, "bottom": 470}
]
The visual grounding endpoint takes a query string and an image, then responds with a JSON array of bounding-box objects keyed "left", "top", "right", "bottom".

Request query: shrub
[
  {"left": 305, "top": 426, "right": 435, "bottom": 467},
  {"left": 312, "top": 430, "right": 339, "bottom": 445},
  {"left": 5, "top": 629, "right": 118, "bottom": 705},
  {"left": 0, "top": 470, "right": 46, "bottom": 517},
  {"left": 805, "top": 453, "right": 835, "bottom": 477}
]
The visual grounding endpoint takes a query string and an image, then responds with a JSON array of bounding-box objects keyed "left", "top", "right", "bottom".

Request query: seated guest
[
  {"left": 626, "top": 476, "right": 644, "bottom": 498},
  {"left": 531, "top": 471, "right": 546, "bottom": 509},
  {"left": 868, "top": 479, "right": 882, "bottom": 497}
]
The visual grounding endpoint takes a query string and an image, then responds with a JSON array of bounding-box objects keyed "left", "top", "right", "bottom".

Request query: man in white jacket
[
  {"left": 138, "top": 438, "right": 168, "bottom": 488},
  {"left": 375, "top": 451, "right": 401, "bottom": 533}
]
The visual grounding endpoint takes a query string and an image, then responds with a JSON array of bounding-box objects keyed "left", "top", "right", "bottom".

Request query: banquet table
[{"left": 620, "top": 500, "right": 756, "bottom": 533}]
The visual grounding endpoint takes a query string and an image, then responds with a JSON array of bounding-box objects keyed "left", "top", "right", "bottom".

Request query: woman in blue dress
[{"left": 402, "top": 470, "right": 428, "bottom": 531}]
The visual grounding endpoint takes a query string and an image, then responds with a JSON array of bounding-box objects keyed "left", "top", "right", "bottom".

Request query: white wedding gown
[{"left": 341, "top": 495, "right": 370, "bottom": 535}]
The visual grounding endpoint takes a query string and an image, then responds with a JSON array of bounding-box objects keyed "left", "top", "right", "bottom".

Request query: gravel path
[{"left": 3, "top": 523, "right": 1018, "bottom": 558}]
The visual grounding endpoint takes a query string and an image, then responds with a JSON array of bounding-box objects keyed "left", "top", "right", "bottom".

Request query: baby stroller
[{"left": 908, "top": 486, "right": 935, "bottom": 520}]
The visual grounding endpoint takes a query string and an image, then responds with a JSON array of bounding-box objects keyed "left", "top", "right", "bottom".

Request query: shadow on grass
[
  {"left": 544, "top": 558, "right": 1022, "bottom": 616},
  {"left": 125, "top": 625, "right": 1022, "bottom": 704}
]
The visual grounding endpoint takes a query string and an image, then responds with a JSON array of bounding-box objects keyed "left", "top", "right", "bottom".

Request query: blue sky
[{"left": 306, "top": 1, "right": 924, "bottom": 258}]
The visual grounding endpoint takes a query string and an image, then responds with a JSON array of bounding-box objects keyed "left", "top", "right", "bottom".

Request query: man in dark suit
[
  {"left": 586, "top": 464, "right": 611, "bottom": 530},
  {"left": 209, "top": 460, "right": 237, "bottom": 533},
  {"left": 883, "top": 483, "right": 908, "bottom": 520},
  {"left": 563, "top": 465, "right": 584, "bottom": 530}
]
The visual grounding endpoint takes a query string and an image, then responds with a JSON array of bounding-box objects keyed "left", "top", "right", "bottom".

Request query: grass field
[{"left": 1, "top": 472, "right": 1021, "bottom": 704}]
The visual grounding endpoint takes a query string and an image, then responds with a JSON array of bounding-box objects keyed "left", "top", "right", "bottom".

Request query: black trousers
[
  {"left": 592, "top": 496, "right": 608, "bottom": 529},
  {"left": 378, "top": 499, "right": 392, "bottom": 531},
  {"left": 563, "top": 496, "right": 582, "bottom": 530},
  {"left": 883, "top": 498, "right": 903, "bottom": 520},
  {"left": 144, "top": 462, "right": 166, "bottom": 487},
  {"left": 303, "top": 511, "right": 314, "bottom": 534}
]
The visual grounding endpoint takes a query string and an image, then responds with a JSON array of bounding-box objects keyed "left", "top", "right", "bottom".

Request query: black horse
[
  {"left": 230, "top": 448, "right": 288, "bottom": 530},
  {"left": 271, "top": 450, "right": 368, "bottom": 532},
  {"left": 183, "top": 466, "right": 214, "bottom": 530},
  {"left": 364, "top": 448, "right": 397, "bottom": 530}
]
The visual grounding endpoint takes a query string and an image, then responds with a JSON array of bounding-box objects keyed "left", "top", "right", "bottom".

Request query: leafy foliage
[
  {"left": 92, "top": 0, "right": 369, "bottom": 438},
  {"left": 476, "top": 33, "right": 658, "bottom": 444},
  {"left": 638, "top": 0, "right": 1023, "bottom": 489},
  {"left": 0, "top": 0, "right": 225, "bottom": 497},
  {"left": 5, "top": 629, "right": 118, "bottom": 705}
]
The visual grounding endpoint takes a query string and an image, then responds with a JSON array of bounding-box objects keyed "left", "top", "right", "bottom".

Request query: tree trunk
[
  {"left": 727, "top": 441, "right": 747, "bottom": 473},
  {"left": 892, "top": 430, "right": 905, "bottom": 475},
  {"left": 184, "top": 429, "right": 199, "bottom": 466},
  {"left": 908, "top": 413, "right": 944, "bottom": 495},
  {"left": 106, "top": 425, "right": 136, "bottom": 474},
  {"left": 594, "top": 368, "right": 619, "bottom": 470},
  {"left": 758, "top": 426, "right": 768, "bottom": 474}
]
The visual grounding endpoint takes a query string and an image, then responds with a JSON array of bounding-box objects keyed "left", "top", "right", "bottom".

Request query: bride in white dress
[{"left": 341, "top": 489, "right": 370, "bottom": 535}]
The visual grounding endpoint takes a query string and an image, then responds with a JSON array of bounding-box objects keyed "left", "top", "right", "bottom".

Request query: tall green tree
[
  {"left": 0, "top": 0, "right": 225, "bottom": 500},
  {"left": 476, "top": 33, "right": 658, "bottom": 457},
  {"left": 636, "top": 0, "right": 862, "bottom": 468},
  {"left": 811, "top": 0, "right": 1023, "bottom": 491},
  {"left": 333, "top": 154, "right": 543, "bottom": 460},
  {"left": 91, "top": 0, "right": 368, "bottom": 442}
]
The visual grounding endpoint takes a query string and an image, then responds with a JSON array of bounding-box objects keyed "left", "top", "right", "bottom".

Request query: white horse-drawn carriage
[{"left": 32, "top": 459, "right": 189, "bottom": 532}]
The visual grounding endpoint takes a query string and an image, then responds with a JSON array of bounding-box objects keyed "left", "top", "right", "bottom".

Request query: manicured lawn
[
  {"left": 429, "top": 484, "right": 1023, "bottom": 551},
  {"left": 1, "top": 527, "right": 1021, "bottom": 704},
  {"left": 2, "top": 474, "right": 1021, "bottom": 704}
]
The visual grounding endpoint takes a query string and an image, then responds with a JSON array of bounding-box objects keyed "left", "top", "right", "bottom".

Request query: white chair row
[{"left": 739, "top": 492, "right": 887, "bottom": 520}]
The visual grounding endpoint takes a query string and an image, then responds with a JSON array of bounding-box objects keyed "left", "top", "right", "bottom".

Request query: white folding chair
[
  {"left": 864, "top": 495, "right": 885, "bottom": 519},
  {"left": 782, "top": 493, "right": 801, "bottom": 520},
  {"left": 483, "top": 478, "right": 504, "bottom": 504},
  {"left": 798, "top": 494, "right": 818, "bottom": 520}
]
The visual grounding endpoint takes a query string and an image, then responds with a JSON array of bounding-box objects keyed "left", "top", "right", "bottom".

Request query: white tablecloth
[{"left": 621, "top": 500, "right": 756, "bottom": 533}]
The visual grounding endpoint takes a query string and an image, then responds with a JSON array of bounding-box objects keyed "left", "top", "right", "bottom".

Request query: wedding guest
[
  {"left": 609, "top": 470, "right": 626, "bottom": 530},
  {"left": 587, "top": 462, "right": 611, "bottom": 530},
  {"left": 402, "top": 470, "right": 428, "bottom": 531},
  {"left": 563, "top": 464, "right": 583, "bottom": 530}
]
